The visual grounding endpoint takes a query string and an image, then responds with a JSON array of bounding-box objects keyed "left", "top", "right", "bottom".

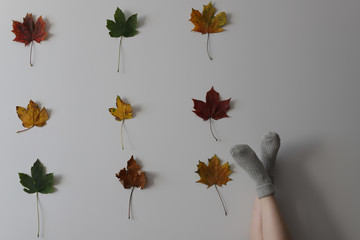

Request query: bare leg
[
  {"left": 250, "top": 196, "right": 263, "bottom": 240},
  {"left": 231, "top": 137, "right": 291, "bottom": 240},
  {"left": 260, "top": 195, "right": 291, "bottom": 240}
]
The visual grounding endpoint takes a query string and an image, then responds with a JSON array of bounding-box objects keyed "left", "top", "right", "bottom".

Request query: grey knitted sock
[
  {"left": 230, "top": 144, "right": 274, "bottom": 199},
  {"left": 260, "top": 132, "right": 280, "bottom": 183}
]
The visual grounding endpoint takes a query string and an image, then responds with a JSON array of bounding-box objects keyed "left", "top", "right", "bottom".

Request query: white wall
[{"left": 1, "top": 0, "right": 360, "bottom": 239}]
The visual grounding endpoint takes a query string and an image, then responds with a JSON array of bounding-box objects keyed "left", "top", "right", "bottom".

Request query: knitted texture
[
  {"left": 230, "top": 144, "right": 274, "bottom": 199},
  {"left": 260, "top": 132, "right": 280, "bottom": 183}
]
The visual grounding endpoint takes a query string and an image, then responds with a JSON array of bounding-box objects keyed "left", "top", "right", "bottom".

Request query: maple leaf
[
  {"left": 196, "top": 154, "right": 232, "bottom": 188},
  {"left": 196, "top": 154, "right": 232, "bottom": 215},
  {"left": 189, "top": 2, "right": 227, "bottom": 60},
  {"left": 109, "top": 96, "right": 133, "bottom": 149},
  {"left": 19, "top": 159, "right": 55, "bottom": 237},
  {"left": 192, "top": 87, "right": 231, "bottom": 141},
  {"left": 116, "top": 156, "right": 147, "bottom": 219},
  {"left": 109, "top": 95, "right": 133, "bottom": 121},
  {"left": 12, "top": 13, "right": 48, "bottom": 66},
  {"left": 16, "top": 100, "right": 49, "bottom": 133},
  {"left": 106, "top": 8, "right": 138, "bottom": 72},
  {"left": 116, "top": 156, "right": 147, "bottom": 189}
]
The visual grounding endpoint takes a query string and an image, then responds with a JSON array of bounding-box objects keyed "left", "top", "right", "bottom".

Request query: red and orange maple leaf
[
  {"left": 192, "top": 87, "right": 231, "bottom": 141},
  {"left": 12, "top": 13, "right": 48, "bottom": 66}
]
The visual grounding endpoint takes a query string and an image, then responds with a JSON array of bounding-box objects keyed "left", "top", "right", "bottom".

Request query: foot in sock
[
  {"left": 230, "top": 144, "right": 274, "bottom": 199},
  {"left": 260, "top": 132, "right": 280, "bottom": 183}
]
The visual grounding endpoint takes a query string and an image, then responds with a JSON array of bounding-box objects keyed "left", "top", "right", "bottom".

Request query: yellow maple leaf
[
  {"left": 109, "top": 95, "right": 132, "bottom": 121},
  {"left": 196, "top": 154, "right": 232, "bottom": 188},
  {"left": 16, "top": 100, "right": 49, "bottom": 133},
  {"left": 196, "top": 154, "right": 232, "bottom": 215},
  {"left": 109, "top": 96, "right": 133, "bottom": 149}
]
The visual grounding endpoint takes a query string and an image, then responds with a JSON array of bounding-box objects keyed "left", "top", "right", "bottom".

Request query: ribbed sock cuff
[{"left": 256, "top": 183, "right": 275, "bottom": 199}]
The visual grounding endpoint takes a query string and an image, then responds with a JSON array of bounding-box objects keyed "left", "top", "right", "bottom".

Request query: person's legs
[
  {"left": 230, "top": 144, "right": 274, "bottom": 199},
  {"left": 250, "top": 194, "right": 291, "bottom": 240},
  {"left": 251, "top": 132, "right": 282, "bottom": 240},
  {"left": 260, "top": 132, "right": 281, "bottom": 184},
  {"left": 260, "top": 195, "right": 291, "bottom": 240},
  {"left": 250, "top": 196, "right": 263, "bottom": 240},
  {"left": 231, "top": 143, "right": 291, "bottom": 240}
]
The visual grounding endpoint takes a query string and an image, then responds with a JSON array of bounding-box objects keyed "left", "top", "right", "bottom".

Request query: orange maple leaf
[
  {"left": 196, "top": 154, "right": 231, "bottom": 215},
  {"left": 190, "top": 2, "right": 227, "bottom": 34},
  {"left": 189, "top": 2, "right": 227, "bottom": 60}
]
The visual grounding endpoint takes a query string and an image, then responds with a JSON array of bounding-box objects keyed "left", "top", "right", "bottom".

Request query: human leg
[
  {"left": 250, "top": 196, "right": 263, "bottom": 240},
  {"left": 260, "top": 132, "right": 281, "bottom": 183},
  {"left": 230, "top": 144, "right": 274, "bottom": 199},
  {"left": 230, "top": 143, "right": 291, "bottom": 240},
  {"left": 251, "top": 132, "right": 282, "bottom": 240},
  {"left": 260, "top": 195, "right": 291, "bottom": 240}
]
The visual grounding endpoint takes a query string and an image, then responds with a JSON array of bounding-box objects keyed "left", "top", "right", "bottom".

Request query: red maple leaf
[
  {"left": 192, "top": 87, "right": 231, "bottom": 141},
  {"left": 12, "top": 13, "right": 47, "bottom": 66}
]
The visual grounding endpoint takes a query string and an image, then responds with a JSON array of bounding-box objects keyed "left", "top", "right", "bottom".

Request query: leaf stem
[
  {"left": 209, "top": 119, "right": 218, "bottom": 141},
  {"left": 128, "top": 186, "right": 135, "bottom": 219},
  {"left": 206, "top": 33, "right": 213, "bottom": 60},
  {"left": 17, "top": 126, "right": 33, "bottom": 133},
  {"left": 121, "top": 119, "right": 125, "bottom": 150},
  {"left": 117, "top": 37, "right": 123, "bottom": 72},
  {"left": 214, "top": 185, "right": 227, "bottom": 216},
  {"left": 36, "top": 192, "right": 40, "bottom": 238},
  {"left": 30, "top": 41, "right": 34, "bottom": 67}
]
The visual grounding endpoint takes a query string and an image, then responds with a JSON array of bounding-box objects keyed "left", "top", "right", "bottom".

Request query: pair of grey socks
[{"left": 230, "top": 132, "right": 280, "bottom": 199}]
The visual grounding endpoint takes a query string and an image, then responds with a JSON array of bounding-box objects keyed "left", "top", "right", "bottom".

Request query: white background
[{"left": 1, "top": 0, "right": 360, "bottom": 239}]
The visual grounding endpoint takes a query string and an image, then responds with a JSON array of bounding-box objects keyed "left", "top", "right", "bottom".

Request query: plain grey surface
[{"left": 1, "top": 0, "right": 360, "bottom": 239}]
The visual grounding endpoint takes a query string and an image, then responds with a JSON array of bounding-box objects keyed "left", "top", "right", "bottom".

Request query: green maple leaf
[
  {"left": 106, "top": 7, "right": 138, "bottom": 72},
  {"left": 106, "top": 8, "right": 138, "bottom": 38},
  {"left": 19, "top": 159, "right": 55, "bottom": 194},
  {"left": 18, "top": 159, "right": 55, "bottom": 237}
]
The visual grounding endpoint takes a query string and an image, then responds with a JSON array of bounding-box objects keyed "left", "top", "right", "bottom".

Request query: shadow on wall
[{"left": 275, "top": 138, "right": 343, "bottom": 240}]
